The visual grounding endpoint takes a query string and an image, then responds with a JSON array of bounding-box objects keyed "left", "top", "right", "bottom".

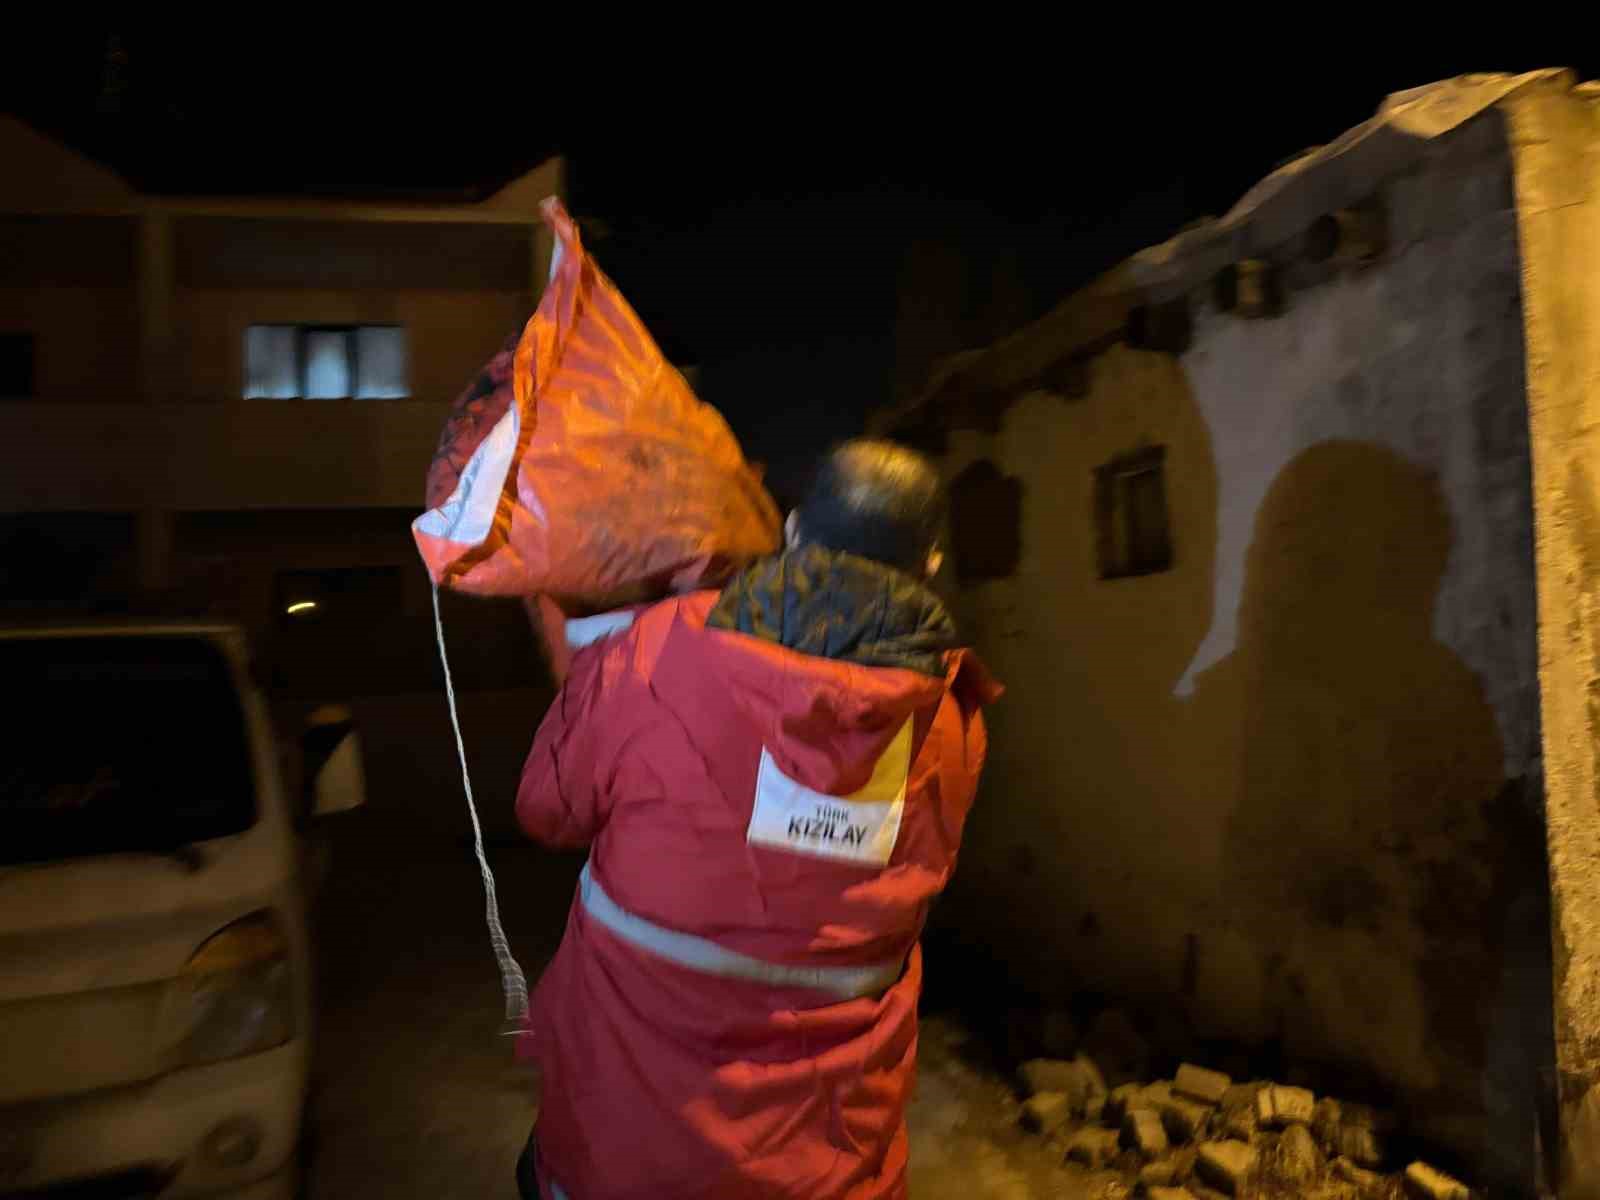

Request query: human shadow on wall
[{"left": 1190, "top": 439, "right": 1550, "bottom": 1190}]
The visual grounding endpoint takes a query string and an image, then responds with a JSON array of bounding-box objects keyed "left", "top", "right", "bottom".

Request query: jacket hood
[
  {"left": 709, "top": 545, "right": 958, "bottom": 674},
  {"left": 700, "top": 546, "right": 968, "bottom": 795}
]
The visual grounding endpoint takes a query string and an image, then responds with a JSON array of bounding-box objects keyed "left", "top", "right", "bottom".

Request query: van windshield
[{"left": 1, "top": 635, "right": 257, "bottom": 866}]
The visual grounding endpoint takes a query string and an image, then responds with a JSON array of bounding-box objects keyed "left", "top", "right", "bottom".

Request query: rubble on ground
[
  {"left": 1275, "top": 1124, "right": 1321, "bottom": 1184},
  {"left": 1403, "top": 1163, "right": 1471, "bottom": 1200},
  {"left": 1124, "top": 1108, "right": 1170, "bottom": 1159},
  {"left": 1175, "top": 1064, "right": 1233, "bottom": 1106},
  {"left": 1021, "top": 1091, "right": 1074, "bottom": 1136},
  {"left": 1010, "top": 1010, "right": 1477, "bottom": 1200},
  {"left": 1162, "top": 1094, "right": 1212, "bottom": 1144},
  {"left": 1335, "top": 1157, "right": 1387, "bottom": 1191},
  {"left": 1197, "top": 1139, "right": 1257, "bottom": 1195},
  {"left": 1066, "top": 1126, "right": 1123, "bottom": 1169},
  {"left": 1019, "top": 1055, "right": 1105, "bottom": 1112}
]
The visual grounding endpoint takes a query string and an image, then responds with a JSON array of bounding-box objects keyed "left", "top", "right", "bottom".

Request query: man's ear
[{"left": 784, "top": 511, "right": 802, "bottom": 550}]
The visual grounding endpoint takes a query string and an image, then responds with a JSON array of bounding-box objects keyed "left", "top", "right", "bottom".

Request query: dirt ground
[
  {"left": 906, "top": 1019, "right": 1113, "bottom": 1200},
  {"left": 305, "top": 812, "right": 1098, "bottom": 1197}
]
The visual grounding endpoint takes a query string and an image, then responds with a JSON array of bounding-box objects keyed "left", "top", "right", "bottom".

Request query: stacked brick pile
[{"left": 1015, "top": 1047, "right": 1474, "bottom": 1200}]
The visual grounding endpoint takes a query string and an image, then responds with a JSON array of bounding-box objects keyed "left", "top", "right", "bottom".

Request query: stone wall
[
  {"left": 1503, "top": 78, "right": 1600, "bottom": 1200},
  {"left": 932, "top": 113, "right": 1546, "bottom": 1187}
]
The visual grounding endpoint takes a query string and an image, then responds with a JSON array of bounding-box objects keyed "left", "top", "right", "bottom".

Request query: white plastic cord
[{"left": 432, "top": 583, "right": 529, "bottom": 1026}]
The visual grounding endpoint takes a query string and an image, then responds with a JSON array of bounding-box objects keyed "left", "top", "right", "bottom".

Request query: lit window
[
  {"left": 1094, "top": 446, "right": 1173, "bottom": 579},
  {"left": 302, "top": 330, "right": 352, "bottom": 399},
  {"left": 244, "top": 325, "right": 408, "bottom": 399},
  {"left": 355, "top": 327, "right": 408, "bottom": 398},
  {"left": 244, "top": 327, "right": 297, "bottom": 398}
]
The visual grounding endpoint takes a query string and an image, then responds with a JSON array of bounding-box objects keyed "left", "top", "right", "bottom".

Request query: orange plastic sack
[{"left": 413, "top": 198, "right": 780, "bottom": 599}]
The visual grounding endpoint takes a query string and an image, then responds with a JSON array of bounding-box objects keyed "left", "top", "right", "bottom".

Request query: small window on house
[
  {"left": 1094, "top": 446, "right": 1173, "bottom": 579},
  {"left": 302, "top": 329, "right": 352, "bottom": 398},
  {"left": 244, "top": 325, "right": 408, "bottom": 399},
  {"left": 355, "top": 327, "right": 408, "bottom": 398},
  {"left": 0, "top": 333, "right": 36, "bottom": 399}
]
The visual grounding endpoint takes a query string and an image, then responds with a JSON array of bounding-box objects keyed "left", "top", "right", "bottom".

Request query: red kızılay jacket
[{"left": 516, "top": 545, "right": 1000, "bottom": 1199}]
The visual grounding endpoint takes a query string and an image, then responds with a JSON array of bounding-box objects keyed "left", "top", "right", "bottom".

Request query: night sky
[{"left": 6, "top": 34, "right": 1591, "bottom": 503}]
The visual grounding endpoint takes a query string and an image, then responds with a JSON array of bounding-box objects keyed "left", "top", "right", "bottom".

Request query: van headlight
[{"left": 169, "top": 912, "right": 294, "bottom": 1069}]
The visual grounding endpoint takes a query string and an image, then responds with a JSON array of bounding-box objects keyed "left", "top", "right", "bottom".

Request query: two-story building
[{"left": 0, "top": 117, "right": 566, "bottom": 837}]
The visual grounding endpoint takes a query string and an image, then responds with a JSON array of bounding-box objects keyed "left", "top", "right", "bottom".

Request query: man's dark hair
[{"left": 794, "top": 440, "right": 946, "bottom": 573}]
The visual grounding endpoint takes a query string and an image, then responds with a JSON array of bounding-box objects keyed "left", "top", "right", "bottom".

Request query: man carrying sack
[{"left": 514, "top": 440, "right": 999, "bottom": 1199}]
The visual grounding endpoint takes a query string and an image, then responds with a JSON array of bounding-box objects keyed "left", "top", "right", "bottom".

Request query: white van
[{"left": 0, "top": 623, "right": 362, "bottom": 1197}]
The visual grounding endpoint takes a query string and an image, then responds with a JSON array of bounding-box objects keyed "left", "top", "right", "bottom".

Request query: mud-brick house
[{"left": 882, "top": 71, "right": 1600, "bottom": 1196}]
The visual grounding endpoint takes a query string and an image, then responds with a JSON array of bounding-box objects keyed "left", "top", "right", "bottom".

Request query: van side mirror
[{"left": 302, "top": 706, "right": 366, "bottom": 818}]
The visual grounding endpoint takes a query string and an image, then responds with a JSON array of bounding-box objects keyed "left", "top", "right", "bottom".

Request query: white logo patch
[{"left": 746, "top": 721, "right": 911, "bottom": 866}]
